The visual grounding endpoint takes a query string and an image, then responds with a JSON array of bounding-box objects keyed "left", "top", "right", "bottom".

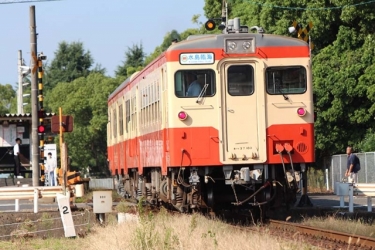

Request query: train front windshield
[
  {"left": 174, "top": 70, "right": 216, "bottom": 98},
  {"left": 266, "top": 66, "right": 307, "bottom": 95}
]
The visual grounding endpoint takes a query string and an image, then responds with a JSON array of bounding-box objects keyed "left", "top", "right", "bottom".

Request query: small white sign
[
  {"left": 16, "top": 126, "right": 25, "bottom": 133},
  {"left": 180, "top": 53, "right": 214, "bottom": 65},
  {"left": 93, "top": 191, "right": 113, "bottom": 213},
  {"left": 57, "top": 194, "right": 76, "bottom": 237}
]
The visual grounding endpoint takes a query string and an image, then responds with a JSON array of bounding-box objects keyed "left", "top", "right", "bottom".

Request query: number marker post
[{"left": 57, "top": 193, "right": 76, "bottom": 237}]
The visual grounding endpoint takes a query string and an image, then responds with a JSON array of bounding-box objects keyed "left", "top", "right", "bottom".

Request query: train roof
[
  {"left": 108, "top": 77, "right": 131, "bottom": 101},
  {"left": 169, "top": 32, "right": 308, "bottom": 50},
  {"left": 108, "top": 32, "right": 308, "bottom": 102}
]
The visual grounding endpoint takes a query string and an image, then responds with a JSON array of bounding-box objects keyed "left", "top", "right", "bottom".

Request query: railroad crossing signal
[
  {"left": 291, "top": 21, "right": 314, "bottom": 50},
  {"left": 51, "top": 115, "right": 74, "bottom": 133}
]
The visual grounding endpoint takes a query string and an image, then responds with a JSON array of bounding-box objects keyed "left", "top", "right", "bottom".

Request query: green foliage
[
  {"left": 203, "top": 0, "right": 223, "bottom": 19},
  {"left": 357, "top": 129, "right": 375, "bottom": 152},
  {"left": 0, "top": 84, "right": 16, "bottom": 114},
  {"left": 116, "top": 43, "right": 145, "bottom": 78},
  {"left": 44, "top": 41, "right": 105, "bottom": 91},
  {"left": 144, "top": 30, "right": 181, "bottom": 65},
  {"left": 144, "top": 19, "right": 210, "bottom": 65},
  {"left": 45, "top": 73, "right": 119, "bottom": 174}
]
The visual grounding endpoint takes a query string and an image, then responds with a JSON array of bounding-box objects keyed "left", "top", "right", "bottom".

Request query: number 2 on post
[{"left": 62, "top": 206, "right": 69, "bottom": 214}]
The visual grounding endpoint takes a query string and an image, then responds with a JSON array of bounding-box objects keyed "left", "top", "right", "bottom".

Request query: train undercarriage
[{"left": 115, "top": 163, "right": 304, "bottom": 218}]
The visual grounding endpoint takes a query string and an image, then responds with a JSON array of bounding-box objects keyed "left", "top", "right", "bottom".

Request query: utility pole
[
  {"left": 30, "top": 5, "right": 39, "bottom": 187},
  {"left": 17, "top": 50, "right": 23, "bottom": 114}
]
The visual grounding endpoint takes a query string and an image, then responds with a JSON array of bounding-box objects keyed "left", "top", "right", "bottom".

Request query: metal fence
[
  {"left": 325, "top": 152, "right": 375, "bottom": 190},
  {"left": 89, "top": 178, "right": 115, "bottom": 190}
]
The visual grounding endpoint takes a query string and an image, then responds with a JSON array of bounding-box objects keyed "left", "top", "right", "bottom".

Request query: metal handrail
[
  {"left": 0, "top": 185, "right": 65, "bottom": 213},
  {"left": 334, "top": 182, "right": 374, "bottom": 212}
]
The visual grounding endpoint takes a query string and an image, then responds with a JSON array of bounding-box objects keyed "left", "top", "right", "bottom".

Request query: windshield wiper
[
  {"left": 273, "top": 73, "right": 288, "bottom": 100},
  {"left": 196, "top": 84, "right": 208, "bottom": 103},
  {"left": 196, "top": 74, "right": 209, "bottom": 103},
  {"left": 276, "top": 84, "right": 289, "bottom": 100}
]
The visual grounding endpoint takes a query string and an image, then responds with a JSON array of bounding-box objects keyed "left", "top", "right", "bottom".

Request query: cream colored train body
[{"left": 108, "top": 22, "right": 314, "bottom": 212}]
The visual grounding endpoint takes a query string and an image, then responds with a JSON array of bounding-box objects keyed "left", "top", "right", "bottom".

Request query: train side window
[
  {"left": 125, "top": 100, "right": 130, "bottom": 133},
  {"left": 112, "top": 108, "right": 117, "bottom": 138},
  {"left": 174, "top": 69, "right": 216, "bottom": 98},
  {"left": 227, "top": 65, "right": 254, "bottom": 96},
  {"left": 119, "top": 104, "right": 123, "bottom": 136},
  {"left": 266, "top": 66, "right": 307, "bottom": 95}
]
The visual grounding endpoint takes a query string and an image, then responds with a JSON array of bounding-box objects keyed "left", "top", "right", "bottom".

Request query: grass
[
  {"left": 0, "top": 209, "right": 317, "bottom": 250},
  {"left": 75, "top": 189, "right": 124, "bottom": 203},
  {"left": 307, "top": 168, "right": 331, "bottom": 193},
  {"left": 301, "top": 216, "right": 375, "bottom": 238}
]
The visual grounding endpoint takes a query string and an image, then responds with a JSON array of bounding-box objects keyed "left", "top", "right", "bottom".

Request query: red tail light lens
[
  {"left": 178, "top": 111, "right": 188, "bottom": 121},
  {"left": 297, "top": 107, "right": 307, "bottom": 116}
]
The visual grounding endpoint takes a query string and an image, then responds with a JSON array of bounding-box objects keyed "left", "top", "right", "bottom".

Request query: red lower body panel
[
  {"left": 108, "top": 123, "right": 314, "bottom": 175},
  {"left": 266, "top": 123, "right": 314, "bottom": 164}
]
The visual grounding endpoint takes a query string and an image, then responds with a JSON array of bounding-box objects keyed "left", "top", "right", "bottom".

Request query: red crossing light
[{"left": 38, "top": 125, "right": 45, "bottom": 133}]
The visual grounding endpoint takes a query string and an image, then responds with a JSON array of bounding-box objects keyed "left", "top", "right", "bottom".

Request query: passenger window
[
  {"left": 266, "top": 66, "right": 307, "bottom": 94},
  {"left": 227, "top": 65, "right": 254, "bottom": 96},
  {"left": 174, "top": 70, "right": 216, "bottom": 98}
]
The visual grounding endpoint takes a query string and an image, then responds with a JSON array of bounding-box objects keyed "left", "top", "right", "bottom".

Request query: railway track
[
  {"left": 268, "top": 219, "right": 375, "bottom": 249},
  {"left": 227, "top": 218, "right": 375, "bottom": 249}
]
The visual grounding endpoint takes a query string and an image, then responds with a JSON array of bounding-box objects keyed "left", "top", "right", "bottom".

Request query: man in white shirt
[
  {"left": 46, "top": 152, "right": 57, "bottom": 186},
  {"left": 13, "top": 138, "right": 23, "bottom": 178}
]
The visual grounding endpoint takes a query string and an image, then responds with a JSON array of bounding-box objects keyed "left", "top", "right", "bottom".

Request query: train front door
[{"left": 220, "top": 62, "right": 266, "bottom": 163}]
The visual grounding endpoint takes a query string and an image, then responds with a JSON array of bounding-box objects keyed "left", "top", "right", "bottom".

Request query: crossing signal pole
[
  {"left": 30, "top": 5, "right": 39, "bottom": 187},
  {"left": 37, "top": 53, "right": 46, "bottom": 182}
]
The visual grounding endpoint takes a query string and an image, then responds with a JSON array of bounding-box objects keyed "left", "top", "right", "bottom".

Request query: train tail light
[
  {"left": 297, "top": 107, "right": 307, "bottom": 117},
  {"left": 178, "top": 111, "right": 188, "bottom": 121}
]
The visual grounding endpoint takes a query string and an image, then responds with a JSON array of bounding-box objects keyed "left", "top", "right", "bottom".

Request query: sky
[{"left": 0, "top": 0, "right": 206, "bottom": 88}]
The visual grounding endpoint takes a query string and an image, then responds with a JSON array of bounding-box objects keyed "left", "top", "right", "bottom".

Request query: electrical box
[{"left": 93, "top": 191, "right": 112, "bottom": 213}]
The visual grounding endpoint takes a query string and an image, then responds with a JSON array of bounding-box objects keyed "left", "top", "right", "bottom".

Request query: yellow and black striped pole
[
  {"left": 37, "top": 58, "right": 45, "bottom": 180},
  {"left": 291, "top": 20, "right": 314, "bottom": 50}
]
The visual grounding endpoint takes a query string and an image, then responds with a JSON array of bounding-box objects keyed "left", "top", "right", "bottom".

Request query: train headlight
[
  {"left": 228, "top": 42, "right": 237, "bottom": 50},
  {"left": 242, "top": 41, "right": 251, "bottom": 50},
  {"left": 178, "top": 111, "right": 188, "bottom": 121},
  {"left": 225, "top": 38, "right": 255, "bottom": 54},
  {"left": 297, "top": 107, "right": 307, "bottom": 117}
]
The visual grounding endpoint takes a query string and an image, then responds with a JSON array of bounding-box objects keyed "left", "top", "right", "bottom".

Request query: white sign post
[
  {"left": 57, "top": 194, "right": 76, "bottom": 237},
  {"left": 44, "top": 144, "right": 57, "bottom": 186}
]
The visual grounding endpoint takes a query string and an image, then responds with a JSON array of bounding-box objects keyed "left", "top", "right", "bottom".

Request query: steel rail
[{"left": 269, "top": 219, "right": 375, "bottom": 249}]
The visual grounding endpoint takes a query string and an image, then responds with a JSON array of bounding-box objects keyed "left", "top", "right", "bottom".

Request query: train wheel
[{"left": 206, "top": 182, "right": 214, "bottom": 208}]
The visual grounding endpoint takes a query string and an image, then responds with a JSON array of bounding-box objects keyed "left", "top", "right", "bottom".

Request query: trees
[
  {"left": 44, "top": 41, "right": 105, "bottom": 91},
  {"left": 144, "top": 30, "right": 181, "bottom": 65},
  {"left": 0, "top": 84, "right": 16, "bottom": 114},
  {"left": 144, "top": 16, "right": 209, "bottom": 65},
  {"left": 116, "top": 43, "right": 145, "bottom": 78},
  {"left": 45, "top": 73, "right": 119, "bottom": 174}
]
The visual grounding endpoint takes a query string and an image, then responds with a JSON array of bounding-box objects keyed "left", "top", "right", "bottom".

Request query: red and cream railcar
[{"left": 107, "top": 18, "right": 314, "bottom": 212}]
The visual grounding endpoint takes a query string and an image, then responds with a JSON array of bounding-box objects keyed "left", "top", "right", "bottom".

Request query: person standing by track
[
  {"left": 13, "top": 138, "right": 23, "bottom": 178},
  {"left": 345, "top": 146, "right": 360, "bottom": 183}
]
